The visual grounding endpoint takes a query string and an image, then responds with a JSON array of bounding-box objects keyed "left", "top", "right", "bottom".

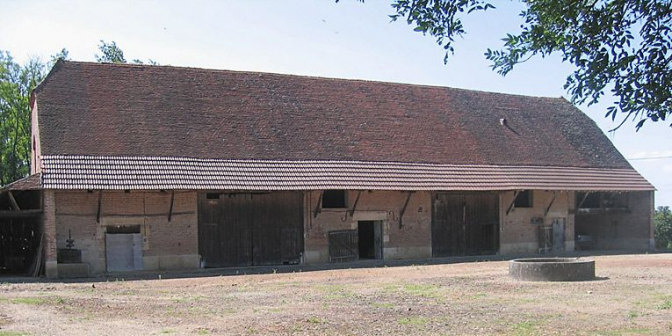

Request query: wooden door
[
  {"left": 198, "top": 192, "right": 303, "bottom": 268},
  {"left": 373, "top": 221, "right": 383, "bottom": 260},
  {"left": 251, "top": 193, "right": 303, "bottom": 266},
  {"left": 432, "top": 193, "right": 499, "bottom": 257}
]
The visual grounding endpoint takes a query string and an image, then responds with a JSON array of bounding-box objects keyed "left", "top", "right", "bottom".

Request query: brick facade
[
  {"left": 54, "top": 191, "right": 199, "bottom": 275},
  {"left": 46, "top": 189, "right": 653, "bottom": 277},
  {"left": 304, "top": 191, "right": 432, "bottom": 263},
  {"left": 499, "top": 190, "right": 576, "bottom": 254}
]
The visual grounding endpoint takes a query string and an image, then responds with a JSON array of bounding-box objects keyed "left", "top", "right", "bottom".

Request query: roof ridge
[
  {"left": 55, "top": 60, "right": 563, "bottom": 101},
  {"left": 40, "top": 155, "right": 640, "bottom": 172}
]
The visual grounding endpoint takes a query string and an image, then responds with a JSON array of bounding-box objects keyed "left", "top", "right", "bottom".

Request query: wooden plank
[
  {"left": 399, "top": 192, "right": 414, "bottom": 229},
  {"left": 198, "top": 191, "right": 303, "bottom": 268},
  {"left": 96, "top": 191, "right": 102, "bottom": 223},
  {"left": 8, "top": 191, "right": 20, "bottom": 210},
  {"left": 349, "top": 191, "right": 362, "bottom": 217},
  {"left": 0, "top": 210, "right": 43, "bottom": 218},
  {"left": 220, "top": 193, "right": 252, "bottom": 267},
  {"left": 432, "top": 193, "right": 498, "bottom": 257},
  {"left": 328, "top": 230, "right": 358, "bottom": 262},
  {"left": 197, "top": 193, "right": 221, "bottom": 268},
  {"left": 544, "top": 192, "right": 558, "bottom": 217},
  {"left": 168, "top": 190, "right": 175, "bottom": 222}
]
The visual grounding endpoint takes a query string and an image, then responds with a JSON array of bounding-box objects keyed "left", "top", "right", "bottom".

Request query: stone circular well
[{"left": 509, "top": 258, "right": 595, "bottom": 281}]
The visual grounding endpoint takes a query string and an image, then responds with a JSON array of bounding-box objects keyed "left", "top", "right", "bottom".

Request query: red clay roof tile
[{"left": 35, "top": 61, "right": 630, "bottom": 169}]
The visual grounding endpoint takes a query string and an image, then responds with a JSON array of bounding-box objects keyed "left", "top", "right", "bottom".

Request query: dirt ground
[{"left": 0, "top": 254, "right": 671, "bottom": 336}]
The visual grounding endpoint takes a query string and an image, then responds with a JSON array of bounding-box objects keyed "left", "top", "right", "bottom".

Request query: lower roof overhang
[{"left": 37, "top": 155, "right": 655, "bottom": 192}]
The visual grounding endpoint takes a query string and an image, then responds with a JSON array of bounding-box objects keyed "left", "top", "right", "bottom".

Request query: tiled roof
[
  {"left": 0, "top": 173, "right": 42, "bottom": 191},
  {"left": 40, "top": 156, "right": 654, "bottom": 191},
  {"left": 34, "top": 61, "right": 633, "bottom": 169}
]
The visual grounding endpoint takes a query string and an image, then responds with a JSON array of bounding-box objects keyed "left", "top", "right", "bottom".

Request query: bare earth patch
[{"left": 1, "top": 254, "right": 671, "bottom": 335}]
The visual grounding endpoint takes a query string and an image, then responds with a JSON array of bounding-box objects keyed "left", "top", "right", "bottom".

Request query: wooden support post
[
  {"left": 577, "top": 191, "right": 591, "bottom": 209},
  {"left": 350, "top": 191, "right": 362, "bottom": 217},
  {"left": 168, "top": 190, "right": 175, "bottom": 222},
  {"left": 506, "top": 191, "right": 520, "bottom": 215},
  {"left": 7, "top": 191, "right": 20, "bottom": 211},
  {"left": 96, "top": 191, "right": 102, "bottom": 223},
  {"left": 314, "top": 191, "right": 323, "bottom": 218},
  {"left": 544, "top": 192, "right": 557, "bottom": 217},
  {"left": 399, "top": 191, "right": 414, "bottom": 229}
]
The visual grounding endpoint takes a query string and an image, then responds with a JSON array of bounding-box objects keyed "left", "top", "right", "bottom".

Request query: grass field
[{"left": 1, "top": 254, "right": 671, "bottom": 335}]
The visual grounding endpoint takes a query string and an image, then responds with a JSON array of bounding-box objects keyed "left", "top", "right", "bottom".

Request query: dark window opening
[
  {"left": 206, "top": 193, "right": 220, "bottom": 200},
  {"left": 577, "top": 192, "right": 628, "bottom": 209},
  {"left": 577, "top": 192, "right": 600, "bottom": 208},
  {"left": 107, "top": 225, "right": 141, "bottom": 234},
  {"left": 322, "top": 190, "right": 347, "bottom": 208},
  {"left": 604, "top": 193, "right": 629, "bottom": 208},
  {"left": 514, "top": 190, "right": 533, "bottom": 208}
]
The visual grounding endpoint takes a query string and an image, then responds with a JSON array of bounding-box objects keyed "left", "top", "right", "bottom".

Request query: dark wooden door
[
  {"left": 373, "top": 221, "right": 383, "bottom": 260},
  {"left": 432, "top": 193, "right": 499, "bottom": 257},
  {"left": 198, "top": 192, "right": 303, "bottom": 268}
]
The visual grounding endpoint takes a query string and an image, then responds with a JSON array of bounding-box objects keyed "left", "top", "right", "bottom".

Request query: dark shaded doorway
[
  {"left": 357, "top": 221, "right": 382, "bottom": 260},
  {"left": 432, "top": 192, "right": 499, "bottom": 257},
  {"left": 0, "top": 190, "right": 43, "bottom": 276},
  {"left": 198, "top": 192, "right": 304, "bottom": 268}
]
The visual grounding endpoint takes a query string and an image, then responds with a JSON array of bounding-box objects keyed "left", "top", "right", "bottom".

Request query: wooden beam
[
  {"left": 168, "top": 190, "right": 175, "bottom": 222},
  {"left": 506, "top": 191, "right": 520, "bottom": 216},
  {"left": 96, "top": 191, "right": 102, "bottom": 223},
  {"left": 314, "top": 191, "right": 324, "bottom": 218},
  {"left": 544, "top": 192, "right": 557, "bottom": 217},
  {"left": 577, "top": 192, "right": 591, "bottom": 209},
  {"left": 7, "top": 191, "right": 20, "bottom": 210},
  {"left": 0, "top": 209, "right": 43, "bottom": 218},
  {"left": 399, "top": 191, "right": 414, "bottom": 229},
  {"left": 349, "top": 191, "right": 363, "bottom": 217}
]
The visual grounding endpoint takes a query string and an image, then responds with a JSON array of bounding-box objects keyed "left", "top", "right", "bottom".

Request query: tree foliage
[
  {"left": 0, "top": 52, "right": 46, "bottom": 185},
  {"left": 95, "top": 40, "right": 159, "bottom": 65},
  {"left": 1, "top": 41, "right": 156, "bottom": 186},
  {"left": 655, "top": 206, "right": 672, "bottom": 250},
  {"left": 95, "top": 40, "right": 127, "bottom": 63},
  {"left": 348, "top": 0, "right": 672, "bottom": 130}
]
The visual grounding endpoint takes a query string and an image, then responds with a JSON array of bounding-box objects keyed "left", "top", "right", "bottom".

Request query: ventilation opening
[
  {"left": 514, "top": 190, "right": 533, "bottom": 208},
  {"left": 322, "top": 190, "right": 347, "bottom": 208},
  {"left": 107, "top": 225, "right": 141, "bottom": 234},
  {"left": 206, "top": 193, "right": 220, "bottom": 200}
]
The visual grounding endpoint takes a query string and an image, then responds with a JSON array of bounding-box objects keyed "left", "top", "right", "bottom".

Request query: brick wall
[
  {"left": 303, "top": 190, "right": 432, "bottom": 263},
  {"left": 499, "top": 190, "right": 576, "bottom": 254},
  {"left": 54, "top": 191, "right": 199, "bottom": 275}
]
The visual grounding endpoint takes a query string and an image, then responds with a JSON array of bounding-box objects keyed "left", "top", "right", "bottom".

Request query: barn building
[{"left": 0, "top": 60, "right": 655, "bottom": 278}]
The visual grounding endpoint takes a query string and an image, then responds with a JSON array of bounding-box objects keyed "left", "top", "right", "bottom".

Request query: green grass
[
  {"left": 511, "top": 320, "right": 538, "bottom": 336},
  {"left": 316, "top": 284, "right": 355, "bottom": 300},
  {"left": 307, "top": 316, "right": 327, "bottom": 324},
  {"left": 372, "top": 302, "right": 395, "bottom": 308},
  {"left": 0, "top": 332, "right": 29, "bottom": 336},
  {"left": 397, "top": 317, "right": 428, "bottom": 326},
  {"left": 402, "top": 283, "right": 441, "bottom": 299},
  {"left": 657, "top": 297, "right": 672, "bottom": 310},
  {"left": 595, "top": 328, "right": 653, "bottom": 336},
  {"left": 8, "top": 297, "right": 48, "bottom": 305}
]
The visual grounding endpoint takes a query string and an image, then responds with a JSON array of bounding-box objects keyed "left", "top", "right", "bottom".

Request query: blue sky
[{"left": 2, "top": 0, "right": 670, "bottom": 206}]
